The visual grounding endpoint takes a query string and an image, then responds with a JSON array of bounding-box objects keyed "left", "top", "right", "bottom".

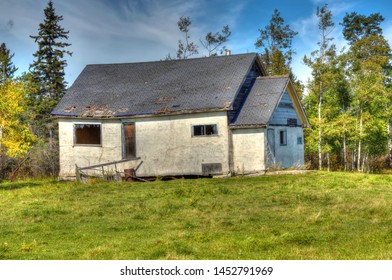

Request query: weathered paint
[
  {"left": 231, "top": 128, "right": 265, "bottom": 174},
  {"left": 269, "top": 91, "right": 302, "bottom": 126},
  {"left": 267, "top": 126, "right": 304, "bottom": 168},
  {"left": 266, "top": 90, "right": 305, "bottom": 168},
  {"left": 58, "top": 111, "right": 230, "bottom": 179}
]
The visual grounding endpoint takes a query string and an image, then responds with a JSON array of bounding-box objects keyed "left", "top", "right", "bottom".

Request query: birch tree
[
  {"left": 342, "top": 12, "right": 392, "bottom": 172},
  {"left": 303, "top": 4, "right": 336, "bottom": 170}
]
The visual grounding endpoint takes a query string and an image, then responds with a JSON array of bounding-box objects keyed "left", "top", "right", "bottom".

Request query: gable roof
[
  {"left": 230, "top": 76, "right": 289, "bottom": 127},
  {"left": 230, "top": 75, "right": 310, "bottom": 128},
  {"left": 52, "top": 53, "right": 263, "bottom": 118}
]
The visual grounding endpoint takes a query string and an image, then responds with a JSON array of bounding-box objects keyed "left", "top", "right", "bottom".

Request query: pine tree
[
  {"left": 29, "top": 0, "right": 72, "bottom": 122},
  {"left": 0, "top": 43, "right": 17, "bottom": 83}
]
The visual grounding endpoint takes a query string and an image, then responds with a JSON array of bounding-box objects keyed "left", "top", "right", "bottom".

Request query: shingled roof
[
  {"left": 52, "top": 53, "right": 262, "bottom": 118},
  {"left": 230, "top": 76, "right": 290, "bottom": 127}
]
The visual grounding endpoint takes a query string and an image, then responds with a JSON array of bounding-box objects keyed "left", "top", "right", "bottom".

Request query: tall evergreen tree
[
  {"left": 29, "top": 0, "right": 72, "bottom": 121},
  {"left": 0, "top": 43, "right": 17, "bottom": 83}
]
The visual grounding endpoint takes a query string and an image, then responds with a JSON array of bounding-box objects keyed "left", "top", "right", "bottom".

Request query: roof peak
[
  {"left": 86, "top": 52, "right": 258, "bottom": 67},
  {"left": 257, "top": 74, "right": 290, "bottom": 80}
]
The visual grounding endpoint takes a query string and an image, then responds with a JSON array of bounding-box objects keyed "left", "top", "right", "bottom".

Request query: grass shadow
[{"left": 0, "top": 181, "right": 43, "bottom": 191}]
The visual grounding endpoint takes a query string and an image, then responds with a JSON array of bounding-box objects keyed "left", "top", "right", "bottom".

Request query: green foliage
[
  {"left": 255, "top": 9, "right": 298, "bottom": 75},
  {"left": 0, "top": 43, "right": 17, "bottom": 83},
  {"left": 29, "top": 0, "right": 72, "bottom": 120},
  {"left": 200, "top": 25, "right": 231, "bottom": 56},
  {"left": 255, "top": 9, "right": 303, "bottom": 98},
  {"left": 341, "top": 12, "right": 385, "bottom": 44},
  {"left": 2, "top": 173, "right": 392, "bottom": 259},
  {"left": 304, "top": 7, "right": 392, "bottom": 172},
  {"left": 176, "top": 16, "right": 198, "bottom": 59},
  {"left": 166, "top": 16, "right": 231, "bottom": 60}
]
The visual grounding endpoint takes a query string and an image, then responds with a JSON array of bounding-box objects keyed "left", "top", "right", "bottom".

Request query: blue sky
[{"left": 1, "top": 0, "right": 392, "bottom": 87}]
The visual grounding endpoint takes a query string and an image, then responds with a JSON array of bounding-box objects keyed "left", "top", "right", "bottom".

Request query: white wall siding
[
  {"left": 58, "top": 112, "right": 230, "bottom": 179},
  {"left": 231, "top": 128, "right": 265, "bottom": 174}
]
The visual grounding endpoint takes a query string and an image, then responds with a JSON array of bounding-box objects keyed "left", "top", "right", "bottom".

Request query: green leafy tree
[
  {"left": 29, "top": 0, "right": 72, "bottom": 124},
  {"left": 255, "top": 9, "right": 298, "bottom": 75},
  {"left": 342, "top": 12, "right": 392, "bottom": 172},
  {"left": 255, "top": 9, "right": 303, "bottom": 98},
  {"left": 0, "top": 43, "right": 17, "bottom": 83},
  {"left": 303, "top": 4, "right": 336, "bottom": 170}
]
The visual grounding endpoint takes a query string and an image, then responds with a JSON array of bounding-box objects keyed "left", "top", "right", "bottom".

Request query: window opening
[
  {"left": 193, "top": 124, "right": 218, "bottom": 136},
  {"left": 287, "top": 118, "right": 297, "bottom": 127},
  {"left": 74, "top": 124, "right": 101, "bottom": 145},
  {"left": 280, "top": 130, "right": 287, "bottom": 146},
  {"left": 123, "top": 123, "right": 136, "bottom": 159}
]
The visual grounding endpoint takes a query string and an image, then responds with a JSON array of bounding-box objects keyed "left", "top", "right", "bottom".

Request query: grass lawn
[{"left": 1, "top": 172, "right": 392, "bottom": 260}]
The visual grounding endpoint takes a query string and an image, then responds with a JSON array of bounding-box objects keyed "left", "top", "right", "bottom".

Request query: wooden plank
[{"left": 77, "top": 157, "right": 141, "bottom": 171}]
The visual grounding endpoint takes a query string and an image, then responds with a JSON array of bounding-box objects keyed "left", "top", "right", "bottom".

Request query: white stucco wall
[
  {"left": 231, "top": 128, "right": 265, "bottom": 174},
  {"left": 58, "top": 111, "right": 230, "bottom": 179}
]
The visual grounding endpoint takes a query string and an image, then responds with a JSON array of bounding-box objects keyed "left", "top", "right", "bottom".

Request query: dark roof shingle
[
  {"left": 52, "top": 53, "right": 259, "bottom": 117},
  {"left": 230, "top": 76, "right": 289, "bottom": 127}
]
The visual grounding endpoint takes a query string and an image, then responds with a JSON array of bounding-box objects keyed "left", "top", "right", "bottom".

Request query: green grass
[{"left": 1, "top": 172, "right": 392, "bottom": 260}]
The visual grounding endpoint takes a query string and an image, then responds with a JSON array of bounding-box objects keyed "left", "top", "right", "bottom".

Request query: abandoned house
[{"left": 51, "top": 53, "right": 309, "bottom": 180}]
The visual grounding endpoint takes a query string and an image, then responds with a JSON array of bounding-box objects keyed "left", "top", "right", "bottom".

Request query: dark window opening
[
  {"left": 297, "top": 137, "right": 303, "bottom": 145},
  {"left": 280, "top": 130, "right": 287, "bottom": 146},
  {"left": 193, "top": 124, "right": 218, "bottom": 136},
  {"left": 74, "top": 124, "right": 101, "bottom": 145},
  {"left": 287, "top": 118, "right": 297, "bottom": 127},
  {"left": 123, "top": 123, "right": 136, "bottom": 159}
]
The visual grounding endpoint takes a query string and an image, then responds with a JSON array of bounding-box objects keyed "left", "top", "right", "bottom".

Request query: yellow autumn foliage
[{"left": 0, "top": 80, "right": 36, "bottom": 158}]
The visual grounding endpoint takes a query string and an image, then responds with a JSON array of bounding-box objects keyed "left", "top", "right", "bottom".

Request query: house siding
[
  {"left": 232, "top": 128, "right": 265, "bottom": 174},
  {"left": 58, "top": 111, "right": 230, "bottom": 179},
  {"left": 266, "top": 90, "right": 305, "bottom": 168},
  {"left": 267, "top": 126, "right": 304, "bottom": 168}
]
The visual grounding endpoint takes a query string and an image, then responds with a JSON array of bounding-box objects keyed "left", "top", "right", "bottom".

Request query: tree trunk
[
  {"left": 327, "top": 152, "right": 330, "bottom": 172},
  {"left": 357, "top": 109, "right": 363, "bottom": 172},
  {"left": 343, "top": 134, "right": 348, "bottom": 171},
  {"left": 318, "top": 81, "right": 323, "bottom": 170}
]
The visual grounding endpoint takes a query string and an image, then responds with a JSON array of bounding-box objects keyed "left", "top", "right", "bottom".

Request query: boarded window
[
  {"left": 192, "top": 124, "right": 218, "bottom": 136},
  {"left": 280, "top": 130, "right": 287, "bottom": 146},
  {"left": 123, "top": 123, "right": 136, "bottom": 159},
  {"left": 74, "top": 124, "right": 101, "bottom": 145}
]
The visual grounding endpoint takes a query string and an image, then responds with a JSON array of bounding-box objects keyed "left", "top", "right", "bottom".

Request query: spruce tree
[
  {"left": 0, "top": 43, "right": 17, "bottom": 83},
  {"left": 29, "top": 0, "right": 72, "bottom": 122}
]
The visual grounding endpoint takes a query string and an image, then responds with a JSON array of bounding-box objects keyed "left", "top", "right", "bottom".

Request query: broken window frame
[
  {"left": 192, "top": 124, "right": 218, "bottom": 137},
  {"left": 122, "top": 122, "right": 136, "bottom": 159},
  {"left": 279, "top": 130, "right": 287, "bottom": 146},
  {"left": 74, "top": 122, "right": 102, "bottom": 146}
]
